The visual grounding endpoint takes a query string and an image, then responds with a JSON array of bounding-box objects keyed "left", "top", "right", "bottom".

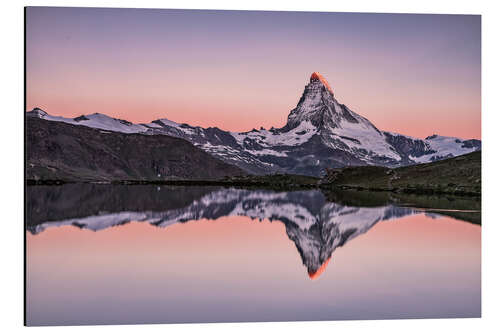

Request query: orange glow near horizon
[
  {"left": 25, "top": 70, "right": 481, "bottom": 139},
  {"left": 26, "top": 8, "right": 481, "bottom": 139}
]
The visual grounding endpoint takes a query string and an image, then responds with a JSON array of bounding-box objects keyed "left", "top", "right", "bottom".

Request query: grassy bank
[{"left": 320, "top": 151, "right": 481, "bottom": 196}]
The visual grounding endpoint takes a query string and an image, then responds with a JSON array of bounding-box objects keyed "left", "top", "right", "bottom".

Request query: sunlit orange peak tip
[
  {"left": 310, "top": 72, "right": 323, "bottom": 80},
  {"left": 308, "top": 258, "right": 331, "bottom": 280},
  {"left": 310, "top": 72, "right": 334, "bottom": 94}
]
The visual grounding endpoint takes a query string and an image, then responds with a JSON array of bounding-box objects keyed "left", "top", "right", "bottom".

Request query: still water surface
[{"left": 26, "top": 185, "right": 481, "bottom": 325}]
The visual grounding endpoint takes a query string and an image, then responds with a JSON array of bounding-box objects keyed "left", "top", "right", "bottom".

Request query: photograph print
[{"left": 25, "top": 7, "right": 481, "bottom": 326}]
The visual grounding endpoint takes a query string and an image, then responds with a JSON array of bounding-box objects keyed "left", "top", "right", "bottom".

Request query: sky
[{"left": 26, "top": 7, "right": 481, "bottom": 139}]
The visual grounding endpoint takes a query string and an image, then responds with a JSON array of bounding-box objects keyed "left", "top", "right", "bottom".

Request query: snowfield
[
  {"left": 410, "top": 135, "right": 478, "bottom": 163},
  {"left": 231, "top": 120, "right": 318, "bottom": 147}
]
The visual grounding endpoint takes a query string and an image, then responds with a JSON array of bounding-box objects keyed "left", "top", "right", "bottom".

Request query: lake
[{"left": 25, "top": 184, "right": 481, "bottom": 326}]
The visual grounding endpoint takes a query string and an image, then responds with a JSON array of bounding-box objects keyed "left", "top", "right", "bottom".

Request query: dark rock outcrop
[{"left": 26, "top": 117, "right": 245, "bottom": 181}]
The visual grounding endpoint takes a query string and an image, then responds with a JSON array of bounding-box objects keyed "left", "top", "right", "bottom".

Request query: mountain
[
  {"left": 26, "top": 73, "right": 481, "bottom": 177},
  {"left": 27, "top": 185, "right": 418, "bottom": 279},
  {"left": 26, "top": 117, "right": 245, "bottom": 181}
]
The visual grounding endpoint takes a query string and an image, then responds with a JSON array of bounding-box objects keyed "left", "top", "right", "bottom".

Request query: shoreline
[{"left": 26, "top": 179, "right": 481, "bottom": 197}]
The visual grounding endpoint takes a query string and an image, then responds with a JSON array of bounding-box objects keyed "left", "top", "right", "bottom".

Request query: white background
[{"left": 1, "top": 0, "right": 499, "bottom": 332}]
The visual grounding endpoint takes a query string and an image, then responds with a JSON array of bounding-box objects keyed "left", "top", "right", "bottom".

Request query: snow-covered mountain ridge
[{"left": 27, "top": 73, "right": 481, "bottom": 176}]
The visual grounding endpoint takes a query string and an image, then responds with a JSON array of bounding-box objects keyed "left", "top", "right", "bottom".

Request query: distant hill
[
  {"left": 321, "top": 151, "right": 481, "bottom": 196},
  {"left": 26, "top": 117, "right": 245, "bottom": 182}
]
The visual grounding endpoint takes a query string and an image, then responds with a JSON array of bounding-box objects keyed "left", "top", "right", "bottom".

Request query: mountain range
[
  {"left": 26, "top": 117, "right": 244, "bottom": 181},
  {"left": 27, "top": 72, "right": 481, "bottom": 177}
]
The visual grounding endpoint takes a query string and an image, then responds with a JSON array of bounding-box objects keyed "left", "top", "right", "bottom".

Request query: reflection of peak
[
  {"left": 308, "top": 258, "right": 331, "bottom": 280},
  {"left": 285, "top": 203, "right": 415, "bottom": 278},
  {"left": 27, "top": 186, "right": 418, "bottom": 279}
]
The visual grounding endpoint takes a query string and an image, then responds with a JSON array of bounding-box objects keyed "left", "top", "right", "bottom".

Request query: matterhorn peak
[
  {"left": 310, "top": 72, "right": 334, "bottom": 95},
  {"left": 285, "top": 72, "right": 349, "bottom": 130}
]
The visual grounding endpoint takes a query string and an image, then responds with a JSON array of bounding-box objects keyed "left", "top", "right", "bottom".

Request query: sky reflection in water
[{"left": 26, "top": 185, "right": 481, "bottom": 325}]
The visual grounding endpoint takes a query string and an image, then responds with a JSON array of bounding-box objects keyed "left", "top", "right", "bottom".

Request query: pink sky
[{"left": 26, "top": 8, "right": 481, "bottom": 139}]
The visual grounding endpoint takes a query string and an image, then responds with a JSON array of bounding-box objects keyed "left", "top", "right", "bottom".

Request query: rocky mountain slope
[
  {"left": 27, "top": 72, "right": 481, "bottom": 177},
  {"left": 26, "top": 117, "right": 245, "bottom": 181}
]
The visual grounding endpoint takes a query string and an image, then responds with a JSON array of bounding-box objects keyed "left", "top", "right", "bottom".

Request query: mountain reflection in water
[{"left": 26, "top": 184, "right": 478, "bottom": 279}]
